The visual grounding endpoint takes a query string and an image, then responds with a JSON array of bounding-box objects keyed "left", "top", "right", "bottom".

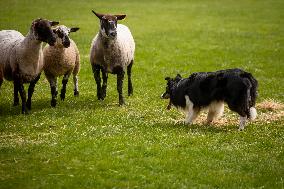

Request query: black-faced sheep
[
  {"left": 0, "top": 18, "right": 59, "bottom": 114},
  {"left": 43, "top": 25, "right": 80, "bottom": 107},
  {"left": 90, "top": 11, "right": 135, "bottom": 105}
]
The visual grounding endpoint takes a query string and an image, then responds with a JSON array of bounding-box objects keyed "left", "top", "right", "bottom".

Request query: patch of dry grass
[
  {"left": 257, "top": 99, "right": 284, "bottom": 111},
  {"left": 166, "top": 99, "right": 284, "bottom": 126}
]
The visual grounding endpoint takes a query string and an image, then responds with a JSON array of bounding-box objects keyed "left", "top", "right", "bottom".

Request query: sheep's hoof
[
  {"left": 26, "top": 104, "right": 31, "bottom": 110},
  {"left": 128, "top": 88, "right": 133, "bottom": 96},
  {"left": 22, "top": 109, "right": 29, "bottom": 115},
  {"left": 98, "top": 96, "right": 104, "bottom": 101},
  {"left": 119, "top": 99, "right": 125, "bottom": 106},
  {"left": 98, "top": 95, "right": 105, "bottom": 101},
  {"left": 97, "top": 91, "right": 106, "bottom": 100},
  {"left": 74, "top": 90, "right": 79, "bottom": 97},
  {"left": 128, "top": 91, "right": 133, "bottom": 96},
  {"left": 101, "top": 94, "right": 106, "bottom": 100},
  {"left": 13, "top": 101, "right": 19, "bottom": 106},
  {"left": 26, "top": 100, "right": 31, "bottom": 110},
  {"left": 97, "top": 93, "right": 103, "bottom": 100},
  {"left": 101, "top": 89, "right": 107, "bottom": 98},
  {"left": 51, "top": 99, "right": 57, "bottom": 107},
  {"left": 60, "top": 93, "right": 65, "bottom": 101}
]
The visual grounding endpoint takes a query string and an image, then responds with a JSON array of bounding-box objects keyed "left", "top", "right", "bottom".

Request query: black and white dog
[{"left": 161, "top": 68, "right": 258, "bottom": 130}]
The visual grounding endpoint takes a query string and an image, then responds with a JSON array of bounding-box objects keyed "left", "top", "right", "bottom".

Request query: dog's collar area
[{"left": 176, "top": 78, "right": 185, "bottom": 87}]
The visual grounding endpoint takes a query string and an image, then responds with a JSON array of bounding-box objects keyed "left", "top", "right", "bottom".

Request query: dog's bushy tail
[
  {"left": 249, "top": 107, "right": 257, "bottom": 120},
  {"left": 242, "top": 72, "right": 258, "bottom": 120},
  {"left": 241, "top": 72, "right": 258, "bottom": 107}
]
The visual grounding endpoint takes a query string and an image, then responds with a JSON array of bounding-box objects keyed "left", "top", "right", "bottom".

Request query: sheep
[
  {"left": 0, "top": 18, "right": 59, "bottom": 114},
  {"left": 43, "top": 25, "right": 80, "bottom": 107},
  {"left": 90, "top": 11, "right": 135, "bottom": 105},
  {"left": 0, "top": 64, "right": 3, "bottom": 88}
]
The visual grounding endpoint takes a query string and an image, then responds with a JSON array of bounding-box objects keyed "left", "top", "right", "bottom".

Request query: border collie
[{"left": 161, "top": 68, "right": 258, "bottom": 130}]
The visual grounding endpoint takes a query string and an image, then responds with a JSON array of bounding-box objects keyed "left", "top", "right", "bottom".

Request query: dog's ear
[
  {"left": 176, "top": 74, "right": 182, "bottom": 79},
  {"left": 165, "top": 77, "right": 171, "bottom": 81}
]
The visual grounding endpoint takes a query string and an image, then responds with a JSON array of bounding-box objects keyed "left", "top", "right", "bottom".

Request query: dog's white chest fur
[{"left": 180, "top": 95, "right": 224, "bottom": 125}]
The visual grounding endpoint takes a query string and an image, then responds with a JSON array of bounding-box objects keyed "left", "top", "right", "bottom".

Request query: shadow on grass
[
  {"left": 0, "top": 94, "right": 126, "bottom": 117},
  {"left": 152, "top": 120, "right": 237, "bottom": 134}
]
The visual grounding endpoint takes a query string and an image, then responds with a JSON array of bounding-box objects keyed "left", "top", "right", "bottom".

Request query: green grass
[{"left": 0, "top": 0, "right": 284, "bottom": 188}]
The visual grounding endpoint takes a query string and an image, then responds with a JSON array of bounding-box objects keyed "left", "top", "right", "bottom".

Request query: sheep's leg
[
  {"left": 116, "top": 67, "right": 125, "bottom": 106},
  {"left": 0, "top": 76, "right": 3, "bottom": 90},
  {"left": 47, "top": 76, "right": 58, "bottom": 107},
  {"left": 101, "top": 69, "right": 108, "bottom": 100},
  {"left": 0, "top": 67, "right": 3, "bottom": 89},
  {"left": 26, "top": 73, "right": 41, "bottom": 110},
  {"left": 127, "top": 60, "right": 133, "bottom": 96},
  {"left": 73, "top": 74, "right": 79, "bottom": 96},
  {"left": 14, "top": 79, "right": 27, "bottom": 114},
  {"left": 92, "top": 64, "right": 103, "bottom": 100},
  {"left": 13, "top": 82, "right": 19, "bottom": 106},
  {"left": 60, "top": 74, "right": 70, "bottom": 101}
]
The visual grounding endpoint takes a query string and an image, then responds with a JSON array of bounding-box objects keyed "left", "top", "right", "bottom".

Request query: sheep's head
[
  {"left": 32, "top": 18, "right": 59, "bottom": 46},
  {"left": 52, "top": 25, "right": 79, "bottom": 48},
  {"left": 92, "top": 10, "right": 126, "bottom": 39}
]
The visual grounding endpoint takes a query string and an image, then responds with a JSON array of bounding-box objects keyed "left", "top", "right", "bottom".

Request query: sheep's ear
[
  {"left": 50, "top": 21, "right": 59, "bottom": 26},
  {"left": 176, "top": 74, "right": 182, "bottom": 78},
  {"left": 92, "top": 10, "right": 104, "bottom": 19},
  {"left": 115, "top": 14, "right": 126, "bottom": 20},
  {"left": 70, "top": 27, "right": 80, "bottom": 33}
]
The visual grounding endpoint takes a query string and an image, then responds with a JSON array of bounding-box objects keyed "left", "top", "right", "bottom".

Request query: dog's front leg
[
  {"left": 239, "top": 116, "right": 247, "bottom": 131},
  {"left": 185, "top": 108, "right": 200, "bottom": 124}
]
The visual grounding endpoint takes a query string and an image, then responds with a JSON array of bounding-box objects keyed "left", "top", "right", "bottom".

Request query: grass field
[{"left": 0, "top": 0, "right": 284, "bottom": 188}]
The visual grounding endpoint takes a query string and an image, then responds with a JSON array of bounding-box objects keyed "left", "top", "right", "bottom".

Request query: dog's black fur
[{"left": 161, "top": 68, "right": 258, "bottom": 119}]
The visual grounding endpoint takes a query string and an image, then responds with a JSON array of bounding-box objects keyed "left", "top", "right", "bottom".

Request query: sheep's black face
[
  {"left": 92, "top": 11, "right": 126, "bottom": 39},
  {"left": 100, "top": 15, "right": 118, "bottom": 39},
  {"left": 53, "top": 26, "right": 79, "bottom": 48},
  {"left": 32, "top": 18, "right": 59, "bottom": 46}
]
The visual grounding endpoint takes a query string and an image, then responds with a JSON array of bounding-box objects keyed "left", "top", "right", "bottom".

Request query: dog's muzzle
[{"left": 161, "top": 92, "right": 170, "bottom": 99}]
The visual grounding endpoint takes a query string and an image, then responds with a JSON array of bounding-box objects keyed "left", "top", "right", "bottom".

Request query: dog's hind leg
[{"left": 207, "top": 101, "right": 224, "bottom": 124}]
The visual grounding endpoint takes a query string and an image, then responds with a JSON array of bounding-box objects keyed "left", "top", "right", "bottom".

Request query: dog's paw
[
  {"left": 238, "top": 128, "right": 244, "bottom": 131},
  {"left": 184, "top": 120, "right": 193, "bottom": 125}
]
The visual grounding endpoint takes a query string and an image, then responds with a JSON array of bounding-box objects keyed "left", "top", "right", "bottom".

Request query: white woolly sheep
[
  {"left": 43, "top": 25, "right": 80, "bottom": 107},
  {"left": 0, "top": 18, "right": 59, "bottom": 114},
  {"left": 90, "top": 11, "right": 135, "bottom": 105}
]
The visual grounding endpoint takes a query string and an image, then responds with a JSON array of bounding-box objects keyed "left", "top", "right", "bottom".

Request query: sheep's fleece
[
  {"left": 90, "top": 24, "right": 135, "bottom": 72},
  {"left": 0, "top": 30, "right": 44, "bottom": 82}
]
